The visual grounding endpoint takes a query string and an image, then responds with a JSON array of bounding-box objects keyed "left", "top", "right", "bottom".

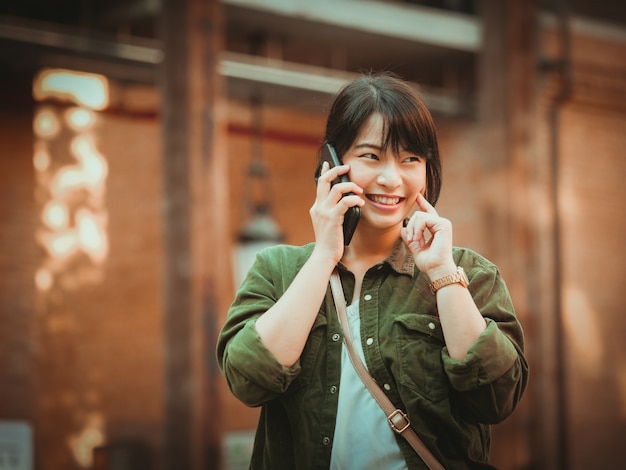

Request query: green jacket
[{"left": 217, "top": 241, "right": 528, "bottom": 469}]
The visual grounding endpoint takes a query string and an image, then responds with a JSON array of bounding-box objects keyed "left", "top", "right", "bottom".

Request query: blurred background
[{"left": 0, "top": 0, "right": 625, "bottom": 469}]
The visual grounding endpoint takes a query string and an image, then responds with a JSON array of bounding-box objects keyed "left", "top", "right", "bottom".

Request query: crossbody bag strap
[{"left": 329, "top": 269, "right": 445, "bottom": 470}]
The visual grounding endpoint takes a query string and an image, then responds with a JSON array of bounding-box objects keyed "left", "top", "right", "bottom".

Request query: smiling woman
[{"left": 217, "top": 72, "right": 528, "bottom": 470}]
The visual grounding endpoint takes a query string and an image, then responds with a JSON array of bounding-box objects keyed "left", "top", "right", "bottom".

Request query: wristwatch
[{"left": 429, "top": 266, "right": 469, "bottom": 295}]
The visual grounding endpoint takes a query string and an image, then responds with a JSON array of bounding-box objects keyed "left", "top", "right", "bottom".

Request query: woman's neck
[
  {"left": 341, "top": 226, "right": 400, "bottom": 270},
  {"left": 341, "top": 227, "right": 401, "bottom": 304}
]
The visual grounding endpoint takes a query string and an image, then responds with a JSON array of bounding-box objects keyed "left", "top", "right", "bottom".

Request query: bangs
[{"left": 377, "top": 91, "right": 436, "bottom": 161}]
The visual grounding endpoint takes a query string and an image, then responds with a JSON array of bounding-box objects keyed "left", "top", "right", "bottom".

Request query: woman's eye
[
  {"left": 360, "top": 153, "right": 379, "bottom": 160},
  {"left": 404, "top": 156, "right": 422, "bottom": 163}
]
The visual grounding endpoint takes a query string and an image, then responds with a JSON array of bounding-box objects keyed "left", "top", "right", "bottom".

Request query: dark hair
[{"left": 319, "top": 72, "right": 442, "bottom": 205}]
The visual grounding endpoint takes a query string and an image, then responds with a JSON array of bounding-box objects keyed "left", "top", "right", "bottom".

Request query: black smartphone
[{"left": 315, "top": 143, "right": 361, "bottom": 245}]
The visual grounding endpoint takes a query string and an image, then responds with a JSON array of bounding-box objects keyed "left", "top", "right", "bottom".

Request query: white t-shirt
[{"left": 330, "top": 300, "right": 408, "bottom": 470}]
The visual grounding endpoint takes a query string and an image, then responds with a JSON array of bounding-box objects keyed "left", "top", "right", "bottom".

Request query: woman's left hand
[{"left": 401, "top": 193, "right": 456, "bottom": 281}]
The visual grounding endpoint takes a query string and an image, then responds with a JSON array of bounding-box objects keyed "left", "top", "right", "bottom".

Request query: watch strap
[{"left": 429, "top": 267, "right": 468, "bottom": 295}]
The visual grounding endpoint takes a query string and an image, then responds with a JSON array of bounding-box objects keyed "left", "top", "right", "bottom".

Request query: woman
[{"left": 217, "top": 72, "right": 528, "bottom": 469}]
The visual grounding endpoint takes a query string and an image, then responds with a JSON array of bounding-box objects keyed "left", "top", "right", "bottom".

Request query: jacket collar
[
  {"left": 336, "top": 238, "right": 415, "bottom": 277},
  {"left": 386, "top": 238, "right": 415, "bottom": 277}
]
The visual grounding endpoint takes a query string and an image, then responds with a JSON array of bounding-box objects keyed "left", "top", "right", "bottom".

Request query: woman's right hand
[{"left": 309, "top": 161, "right": 364, "bottom": 263}]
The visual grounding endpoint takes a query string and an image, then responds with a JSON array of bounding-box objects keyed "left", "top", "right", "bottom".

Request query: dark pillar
[
  {"left": 478, "top": 1, "right": 539, "bottom": 469},
  {"left": 160, "top": 0, "right": 227, "bottom": 468}
]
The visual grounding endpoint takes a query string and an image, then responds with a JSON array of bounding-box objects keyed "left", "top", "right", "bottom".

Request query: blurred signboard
[{"left": 0, "top": 422, "right": 32, "bottom": 470}]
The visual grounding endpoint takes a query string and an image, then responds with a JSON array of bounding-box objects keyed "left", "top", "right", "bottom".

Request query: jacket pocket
[{"left": 394, "top": 313, "right": 448, "bottom": 401}]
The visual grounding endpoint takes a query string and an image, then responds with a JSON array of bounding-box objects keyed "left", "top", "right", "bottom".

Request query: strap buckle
[{"left": 387, "top": 409, "right": 411, "bottom": 434}]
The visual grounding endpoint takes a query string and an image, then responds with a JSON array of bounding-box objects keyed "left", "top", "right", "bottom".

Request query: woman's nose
[{"left": 376, "top": 161, "right": 402, "bottom": 187}]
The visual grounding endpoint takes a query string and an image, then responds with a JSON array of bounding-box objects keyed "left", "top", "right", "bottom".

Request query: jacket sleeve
[
  {"left": 442, "top": 252, "right": 529, "bottom": 424},
  {"left": 216, "top": 248, "right": 301, "bottom": 407}
]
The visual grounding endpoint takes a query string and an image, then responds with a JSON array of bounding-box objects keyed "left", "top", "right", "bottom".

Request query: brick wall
[
  {"left": 547, "top": 25, "right": 626, "bottom": 469},
  {"left": 0, "top": 75, "right": 165, "bottom": 468}
]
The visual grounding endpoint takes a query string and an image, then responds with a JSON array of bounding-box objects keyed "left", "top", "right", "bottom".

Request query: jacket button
[
  {"left": 322, "top": 437, "right": 331, "bottom": 445},
  {"left": 330, "top": 385, "right": 337, "bottom": 394},
  {"left": 364, "top": 294, "right": 372, "bottom": 301},
  {"left": 332, "top": 333, "right": 341, "bottom": 342}
]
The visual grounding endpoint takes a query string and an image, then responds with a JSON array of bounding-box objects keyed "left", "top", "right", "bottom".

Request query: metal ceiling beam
[
  {"left": 220, "top": 51, "right": 466, "bottom": 114},
  {"left": 0, "top": 19, "right": 163, "bottom": 64},
  {"left": 220, "top": 52, "right": 356, "bottom": 95},
  {"left": 222, "top": 0, "right": 481, "bottom": 52}
]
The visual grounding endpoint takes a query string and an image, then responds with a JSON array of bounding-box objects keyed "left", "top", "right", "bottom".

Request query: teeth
[{"left": 370, "top": 195, "right": 401, "bottom": 205}]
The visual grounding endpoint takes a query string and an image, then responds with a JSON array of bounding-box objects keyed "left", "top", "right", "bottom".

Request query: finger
[
  {"left": 336, "top": 194, "right": 365, "bottom": 212},
  {"left": 405, "top": 212, "right": 434, "bottom": 244},
  {"left": 401, "top": 226, "right": 416, "bottom": 247},
  {"left": 415, "top": 192, "right": 438, "bottom": 216},
  {"left": 315, "top": 164, "right": 349, "bottom": 197},
  {"left": 329, "top": 182, "right": 363, "bottom": 204},
  {"left": 319, "top": 163, "right": 349, "bottom": 182},
  {"left": 402, "top": 224, "right": 426, "bottom": 250}
]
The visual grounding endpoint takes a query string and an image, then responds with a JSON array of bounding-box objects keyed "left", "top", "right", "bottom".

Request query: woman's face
[{"left": 342, "top": 112, "right": 427, "bottom": 232}]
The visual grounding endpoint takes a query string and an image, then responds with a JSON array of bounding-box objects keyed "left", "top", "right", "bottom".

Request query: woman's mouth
[{"left": 366, "top": 195, "right": 405, "bottom": 206}]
